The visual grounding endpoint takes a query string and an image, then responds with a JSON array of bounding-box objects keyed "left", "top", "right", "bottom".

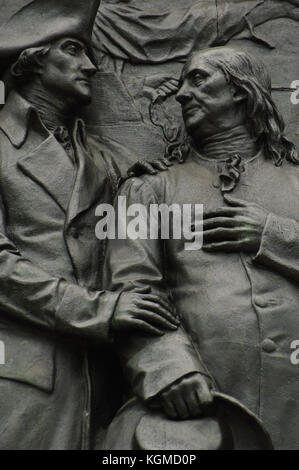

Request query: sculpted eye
[
  {"left": 66, "top": 44, "right": 79, "bottom": 56},
  {"left": 193, "top": 72, "right": 205, "bottom": 86}
]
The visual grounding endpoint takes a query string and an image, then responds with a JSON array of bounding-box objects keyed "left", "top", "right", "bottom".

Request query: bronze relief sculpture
[
  {"left": 0, "top": 0, "right": 177, "bottom": 450},
  {"left": 103, "top": 48, "right": 299, "bottom": 450},
  {"left": 0, "top": 0, "right": 298, "bottom": 451}
]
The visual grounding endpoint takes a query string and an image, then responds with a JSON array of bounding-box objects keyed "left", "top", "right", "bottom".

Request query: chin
[
  {"left": 71, "top": 90, "right": 92, "bottom": 107},
  {"left": 184, "top": 119, "right": 200, "bottom": 135},
  {"left": 80, "top": 94, "right": 92, "bottom": 106}
]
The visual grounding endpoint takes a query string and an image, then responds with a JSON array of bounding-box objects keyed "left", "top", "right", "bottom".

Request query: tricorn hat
[
  {"left": 135, "top": 392, "right": 274, "bottom": 450},
  {"left": 0, "top": 0, "right": 101, "bottom": 73},
  {"left": 101, "top": 393, "right": 274, "bottom": 450}
]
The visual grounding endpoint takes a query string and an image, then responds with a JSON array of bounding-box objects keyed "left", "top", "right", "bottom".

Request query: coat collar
[
  {"left": 0, "top": 90, "right": 35, "bottom": 148},
  {"left": 0, "top": 90, "right": 87, "bottom": 148},
  {"left": 0, "top": 90, "right": 107, "bottom": 220}
]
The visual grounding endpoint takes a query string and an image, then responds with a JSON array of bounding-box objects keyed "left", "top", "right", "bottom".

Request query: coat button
[
  {"left": 254, "top": 297, "right": 268, "bottom": 308},
  {"left": 262, "top": 339, "right": 276, "bottom": 353}
]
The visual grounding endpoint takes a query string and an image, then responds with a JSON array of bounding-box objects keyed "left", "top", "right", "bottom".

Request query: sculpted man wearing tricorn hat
[
  {"left": 103, "top": 46, "right": 299, "bottom": 450},
  {"left": 0, "top": 0, "right": 179, "bottom": 449}
]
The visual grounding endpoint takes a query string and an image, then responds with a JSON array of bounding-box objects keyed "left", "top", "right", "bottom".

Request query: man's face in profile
[
  {"left": 176, "top": 52, "right": 237, "bottom": 138},
  {"left": 39, "top": 37, "right": 97, "bottom": 106}
]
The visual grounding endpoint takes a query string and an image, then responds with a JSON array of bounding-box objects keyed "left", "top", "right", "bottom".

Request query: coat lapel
[
  {"left": 17, "top": 117, "right": 108, "bottom": 223},
  {"left": 18, "top": 134, "right": 76, "bottom": 213},
  {"left": 66, "top": 121, "right": 107, "bottom": 225}
]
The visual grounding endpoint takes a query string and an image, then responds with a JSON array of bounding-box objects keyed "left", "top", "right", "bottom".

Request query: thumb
[
  {"left": 223, "top": 194, "right": 247, "bottom": 207},
  {"left": 133, "top": 286, "right": 151, "bottom": 294}
]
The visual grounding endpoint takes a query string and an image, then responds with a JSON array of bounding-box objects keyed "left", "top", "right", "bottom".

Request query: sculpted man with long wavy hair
[{"left": 103, "top": 47, "right": 299, "bottom": 450}]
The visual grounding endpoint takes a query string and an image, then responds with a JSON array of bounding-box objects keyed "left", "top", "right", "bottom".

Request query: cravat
[{"left": 219, "top": 154, "right": 245, "bottom": 194}]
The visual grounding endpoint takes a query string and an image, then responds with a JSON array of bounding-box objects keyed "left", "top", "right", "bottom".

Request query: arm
[
  {"left": 203, "top": 195, "right": 299, "bottom": 283},
  {"left": 0, "top": 191, "right": 119, "bottom": 343},
  {"left": 0, "top": 192, "right": 176, "bottom": 344},
  {"left": 103, "top": 177, "right": 213, "bottom": 417},
  {"left": 253, "top": 212, "right": 299, "bottom": 282}
]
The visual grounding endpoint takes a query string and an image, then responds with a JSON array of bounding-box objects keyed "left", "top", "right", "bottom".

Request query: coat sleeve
[
  {"left": 253, "top": 212, "right": 299, "bottom": 283},
  {"left": 103, "top": 177, "right": 212, "bottom": 403},
  {"left": 0, "top": 192, "right": 120, "bottom": 344}
]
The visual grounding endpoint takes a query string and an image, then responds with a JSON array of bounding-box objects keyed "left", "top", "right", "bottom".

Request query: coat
[
  {"left": 0, "top": 91, "right": 123, "bottom": 450},
  {"left": 103, "top": 148, "right": 299, "bottom": 450}
]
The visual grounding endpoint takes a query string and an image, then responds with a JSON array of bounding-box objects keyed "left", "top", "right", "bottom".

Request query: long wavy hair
[{"left": 168, "top": 47, "right": 298, "bottom": 166}]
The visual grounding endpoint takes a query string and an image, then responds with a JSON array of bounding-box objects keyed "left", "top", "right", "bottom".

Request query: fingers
[
  {"left": 203, "top": 217, "right": 240, "bottom": 230},
  {"left": 203, "top": 227, "right": 248, "bottom": 243},
  {"left": 160, "top": 158, "right": 173, "bottom": 167},
  {"left": 151, "top": 160, "right": 170, "bottom": 172},
  {"left": 162, "top": 389, "right": 204, "bottom": 420},
  {"left": 203, "top": 240, "right": 248, "bottom": 252},
  {"left": 150, "top": 158, "right": 173, "bottom": 171},
  {"left": 204, "top": 196, "right": 251, "bottom": 219},
  {"left": 141, "top": 294, "right": 179, "bottom": 319},
  {"left": 126, "top": 318, "right": 165, "bottom": 336},
  {"left": 138, "top": 161, "right": 158, "bottom": 176},
  {"left": 196, "top": 379, "right": 214, "bottom": 406},
  {"left": 223, "top": 194, "right": 248, "bottom": 207},
  {"left": 131, "top": 161, "right": 158, "bottom": 176},
  {"left": 135, "top": 308, "right": 178, "bottom": 331},
  {"left": 160, "top": 374, "right": 214, "bottom": 420},
  {"left": 204, "top": 206, "right": 240, "bottom": 219},
  {"left": 184, "top": 390, "right": 204, "bottom": 418},
  {"left": 127, "top": 158, "right": 173, "bottom": 177},
  {"left": 141, "top": 301, "right": 179, "bottom": 327},
  {"left": 157, "top": 80, "right": 179, "bottom": 98},
  {"left": 133, "top": 286, "right": 151, "bottom": 294},
  {"left": 162, "top": 388, "right": 189, "bottom": 419},
  {"left": 140, "top": 297, "right": 176, "bottom": 316},
  {"left": 170, "top": 393, "right": 190, "bottom": 419},
  {"left": 203, "top": 227, "right": 238, "bottom": 242},
  {"left": 161, "top": 395, "right": 178, "bottom": 419}
]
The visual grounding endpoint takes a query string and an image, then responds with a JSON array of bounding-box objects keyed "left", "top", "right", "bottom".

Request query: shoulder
[
  {"left": 118, "top": 157, "right": 196, "bottom": 201},
  {"left": 117, "top": 174, "right": 159, "bottom": 203},
  {"left": 86, "top": 132, "right": 139, "bottom": 178},
  {"left": 86, "top": 133, "right": 123, "bottom": 191}
]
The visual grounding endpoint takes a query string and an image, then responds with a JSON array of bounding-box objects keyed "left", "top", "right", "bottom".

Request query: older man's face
[
  {"left": 40, "top": 37, "right": 97, "bottom": 106},
  {"left": 176, "top": 53, "right": 238, "bottom": 139}
]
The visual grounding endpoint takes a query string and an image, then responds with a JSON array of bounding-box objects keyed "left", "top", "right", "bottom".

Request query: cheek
[
  {"left": 55, "top": 59, "right": 73, "bottom": 77},
  {"left": 193, "top": 81, "right": 222, "bottom": 107},
  {"left": 201, "top": 85, "right": 234, "bottom": 113},
  {"left": 44, "top": 55, "right": 76, "bottom": 80}
]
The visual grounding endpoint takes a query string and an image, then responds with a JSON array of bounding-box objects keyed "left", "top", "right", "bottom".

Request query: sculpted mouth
[
  {"left": 183, "top": 106, "right": 199, "bottom": 114},
  {"left": 77, "top": 78, "right": 90, "bottom": 86}
]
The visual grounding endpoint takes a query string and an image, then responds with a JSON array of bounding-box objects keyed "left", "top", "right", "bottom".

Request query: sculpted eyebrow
[
  {"left": 62, "top": 40, "right": 86, "bottom": 52},
  {"left": 178, "top": 68, "right": 209, "bottom": 87},
  {"left": 188, "top": 68, "right": 209, "bottom": 79}
]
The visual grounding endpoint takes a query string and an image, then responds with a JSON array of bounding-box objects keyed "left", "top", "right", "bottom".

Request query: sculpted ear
[
  {"left": 11, "top": 46, "right": 50, "bottom": 79},
  {"left": 231, "top": 86, "right": 247, "bottom": 104}
]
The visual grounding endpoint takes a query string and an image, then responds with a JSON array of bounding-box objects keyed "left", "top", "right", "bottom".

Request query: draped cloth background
[{"left": 94, "top": 0, "right": 269, "bottom": 64}]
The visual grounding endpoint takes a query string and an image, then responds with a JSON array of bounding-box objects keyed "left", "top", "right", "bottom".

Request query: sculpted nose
[
  {"left": 81, "top": 54, "right": 97, "bottom": 77},
  {"left": 176, "top": 85, "right": 192, "bottom": 105}
]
